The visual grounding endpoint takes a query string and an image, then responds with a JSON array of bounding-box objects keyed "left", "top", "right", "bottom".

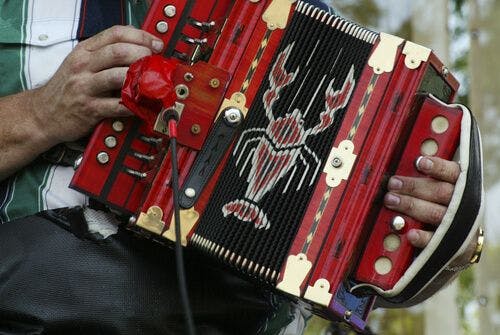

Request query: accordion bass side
[{"left": 71, "top": 0, "right": 483, "bottom": 330}]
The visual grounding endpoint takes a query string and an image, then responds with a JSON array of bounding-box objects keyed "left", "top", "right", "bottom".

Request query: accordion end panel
[{"left": 301, "top": 43, "right": 463, "bottom": 320}]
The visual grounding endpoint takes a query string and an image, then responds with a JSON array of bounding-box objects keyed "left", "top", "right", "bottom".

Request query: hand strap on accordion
[{"left": 351, "top": 101, "right": 484, "bottom": 303}]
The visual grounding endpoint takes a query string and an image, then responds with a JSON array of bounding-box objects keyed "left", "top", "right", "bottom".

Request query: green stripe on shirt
[
  {"left": 3, "top": 160, "right": 54, "bottom": 221},
  {"left": 126, "top": 0, "right": 148, "bottom": 27},
  {"left": 19, "top": 0, "right": 29, "bottom": 90},
  {"left": 0, "top": 0, "right": 27, "bottom": 96}
]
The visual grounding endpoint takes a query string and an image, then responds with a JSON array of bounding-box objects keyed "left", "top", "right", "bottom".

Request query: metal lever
[
  {"left": 139, "top": 135, "right": 162, "bottom": 145},
  {"left": 189, "top": 18, "right": 216, "bottom": 32},
  {"left": 182, "top": 35, "right": 208, "bottom": 45},
  {"left": 125, "top": 168, "right": 147, "bottom": 179},
  {"left": 133, "top": 152, "right": 155, "bottom": 162}
]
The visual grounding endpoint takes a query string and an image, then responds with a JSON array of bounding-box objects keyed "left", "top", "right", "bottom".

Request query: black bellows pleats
[{"left": 192, "top": 4, "right": 375, "bottom": 285}]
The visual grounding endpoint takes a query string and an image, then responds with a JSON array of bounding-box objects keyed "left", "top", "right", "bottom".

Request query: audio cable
[{"left": 164, "top": 108, "right": 197, "bottom": 335}]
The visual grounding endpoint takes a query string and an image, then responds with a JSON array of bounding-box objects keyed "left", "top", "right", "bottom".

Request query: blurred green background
[{"left": 305, "top": 1, "right": 500, "bottom": 334}]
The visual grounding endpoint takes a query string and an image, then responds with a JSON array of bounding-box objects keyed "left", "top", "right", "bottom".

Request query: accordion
[{"left": 71, "top": 0, "right": 483, "bottom": 330}]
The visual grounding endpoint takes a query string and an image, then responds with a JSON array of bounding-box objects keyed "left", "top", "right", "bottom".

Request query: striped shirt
[{"left": 0, "top": 0, "right": 147, "bottom": 223}]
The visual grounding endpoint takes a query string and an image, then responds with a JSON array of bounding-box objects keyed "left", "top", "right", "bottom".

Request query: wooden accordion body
[{"left": 71, "top": 0, "right": 466, "bottom": 329}]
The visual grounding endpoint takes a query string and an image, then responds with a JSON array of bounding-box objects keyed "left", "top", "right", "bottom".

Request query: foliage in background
[
  {"left": 458, "top": 268, "right": 478, "bottom": 335},
  {"left": 371, "top": 309, "right": 424, "bottom": 335}
]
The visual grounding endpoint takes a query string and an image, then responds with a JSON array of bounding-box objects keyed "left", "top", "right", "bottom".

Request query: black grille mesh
[{"left": 192, "top": 3, "right": 376, "bottom": 285}]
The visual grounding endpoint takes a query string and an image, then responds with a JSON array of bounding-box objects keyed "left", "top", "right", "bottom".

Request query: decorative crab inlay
[{"left": 223, "top": 43, "right": 356, "bottom": 229}]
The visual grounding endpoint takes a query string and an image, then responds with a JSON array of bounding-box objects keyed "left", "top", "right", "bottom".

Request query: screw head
[
  {"left": 112, "top": 120, "right": 124, "bottom": 132},
  {"left": 164, "top": 5, "right": 176, "bottom": 17},
  {"left": 104, "top": 136, "right": 117, "bottom": 148},
  {"left": 175, "top": 84, "right": 189, "bottom": 100},
  {"left": 184, "top": 72, "right": 194, "bottom": 82},
  {"left": 391, "top": 216, "right": 406, "bottom": 231},
  {"left": 97, "top": 152, "right": 110, "bottom": 164},
  {"left": 224, "top": 108, "right": 242, "bottom": 125},
  {"left": 191, "top": 124, "right": 201, "bottom": 134},
  {"left": 234, "top": 93, "right": 244, "bottom": 103},
  {"left": 185, "top": 188, "right": 196, "bottom": 198},
  {"left": 331, "top": 157, "right": 343, "bottom": 168},
  {"left": 156, "top": 21, "right": 168, "bottom": 34},
  {"left": 209, "top": 78, "right": 220, "bottom": 88}
]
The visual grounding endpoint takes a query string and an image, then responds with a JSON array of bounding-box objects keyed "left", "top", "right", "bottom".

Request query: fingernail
[
  {"left": 416, "top": 156, "right": 433, "bottom": 171},
  {"left": 388, "top": 177, "right": 403, "bottom": 190},
  {"left": 152, "top": 40, "right": 164, "bottom": 53},
  {"left": 384, "top": 193, "right": 400, "bottom": 206},
  {"left": 407, "top": 229, "right": 420, "bottom": 243}
]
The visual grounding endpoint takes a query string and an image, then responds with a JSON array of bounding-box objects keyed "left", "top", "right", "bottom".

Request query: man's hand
[
  {"left": 384, "top": 156, "right": 459, "bottom": 247},
  {"left": 384, "top": 156, "right": 477, "bottom": 264},
  {"left": 0, "top": 25, "right": 163, "bottom": 180},
  {"left": 32, "top": 25, "right": 164, "bottom": 145}
]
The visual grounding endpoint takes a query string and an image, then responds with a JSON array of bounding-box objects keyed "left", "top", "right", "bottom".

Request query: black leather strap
[
  {"left": 179, "top": 109, "right": 243, "bottom": 209},
  {"left": 41, "top": 142, "right": 85, "bottom": 167}
]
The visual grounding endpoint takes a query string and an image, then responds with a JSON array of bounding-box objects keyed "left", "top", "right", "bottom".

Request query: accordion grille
[{"left": 192, "top": 3, "right": 376, "bottom": 285}]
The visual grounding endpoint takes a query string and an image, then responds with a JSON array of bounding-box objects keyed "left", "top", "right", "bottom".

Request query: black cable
[{"left": 168, "top": 117, "right": 196, "bottom": 335}]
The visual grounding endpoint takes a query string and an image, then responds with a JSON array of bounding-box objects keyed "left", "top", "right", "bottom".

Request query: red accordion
[{"left": 71, "top": 0, "right": 483, "bottom": 330}]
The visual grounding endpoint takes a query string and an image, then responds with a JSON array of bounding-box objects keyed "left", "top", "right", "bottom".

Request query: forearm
[{"left": 0, "top": 89, "right": 56, "bottom": 180}]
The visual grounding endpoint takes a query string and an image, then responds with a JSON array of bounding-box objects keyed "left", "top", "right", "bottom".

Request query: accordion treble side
[{"left": 70, "top": 0, "right": 483, "bottom": 330}]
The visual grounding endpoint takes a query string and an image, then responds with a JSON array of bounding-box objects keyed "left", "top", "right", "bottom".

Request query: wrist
[
  {"left": 28, "top": 86, "right": 61, "bottom": 148},
  {"left": 0, "top": 89, "right": 60, "bottom": 180}
]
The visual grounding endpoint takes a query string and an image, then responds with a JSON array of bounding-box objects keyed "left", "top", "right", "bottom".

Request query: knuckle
[
  {"left": 140, "top": 46, "right": 153, "bottom": 58},
  {"left": 450, "top": 164, "right": 460, "bottom": 181},
  {"left": 109, "top": 25, "right": 124, "bottom": 40},
  {"left": 437, "top": 161, "right": 454, "bottom": 181},
  {"left": 65, "top": 75, "right": 79, "bottom": 89},
  {"left": 436, "top": 183, "right": 454, "bottom": 203},
  {"left": 68, "top": 54, "right": 89, "bottom": 73},
  {"left": 112, "top": 70, "right": 126, "bottom": 85},
  {"left": 110, "top": 44, "right": 128, "bottom": 61},
  {"left": 429, "top": 207, "right": 445, "bottom": 223},
  {"left": 141, "top": 32, "right": 150, "bottom": 46},
  {"left": 83, "top": 98, "right": 97, "bottom": 112},
  {"left": 85, "top": 97, "right": 103, "bottom": 116},
  {"left": 65, "top": 74, "right": 88, "bottom": 94},
  {"left": 403, "top": 196, "right": 415, "bottom": 212},
  {"left": 71, "top": 93, "right": 87, "bottom": 112},
  {"left": 405, "top": 178, "right": 417, "bottom": 194}
]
